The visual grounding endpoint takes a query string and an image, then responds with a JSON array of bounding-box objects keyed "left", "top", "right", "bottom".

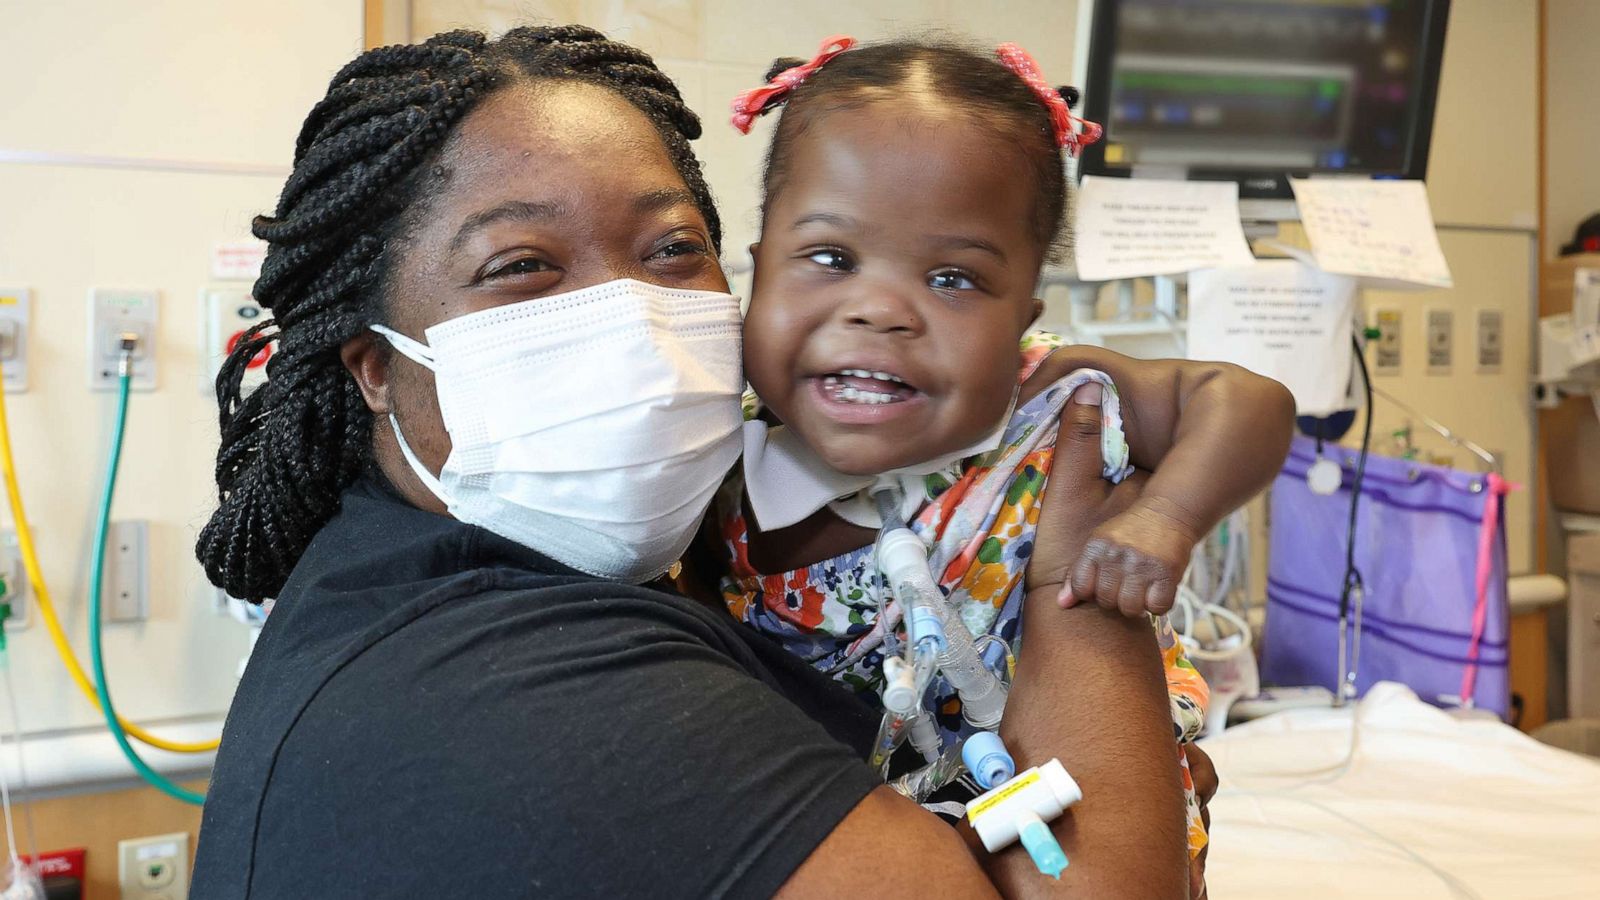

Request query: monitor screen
[{"left": 1080, "top": 0, "right": 1451, "bottom": 200}]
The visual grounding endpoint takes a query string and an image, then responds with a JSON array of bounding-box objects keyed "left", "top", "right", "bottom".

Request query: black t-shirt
[{"left": 191, "top": 481, "right": 882, "bottom": 899}]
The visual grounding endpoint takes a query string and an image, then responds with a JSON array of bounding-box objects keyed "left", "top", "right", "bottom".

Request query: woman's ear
[{"left": 340, "top": 332, "right": 392, "bottom": 415}]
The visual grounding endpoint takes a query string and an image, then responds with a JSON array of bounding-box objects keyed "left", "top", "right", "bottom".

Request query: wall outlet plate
[
  {"left": 1476, "top": 308, "right": 1504, "bottom": 373},
  {"left": 0, "top": 288, "right": 32, "bottom": 392},
  {"left": 1373, "top": 308, "right": 1403, "bottom": 374},
  {"left": 0, "top": 530, "right": 29, "bottom": 630},
  {"left": 88, "top": 288, "right": 159, "bottom": 392},
  {"left": 199, "top": 288, "right": 270, "bottom": 396},
  {"left": 102, "top": 520, "right": 149, "bottom": 623},
  {"left": 118, "top": 832, "right": 188, "bottom": 900},
  {"left": 1426, "top": 307, "right": 1453, "bottom": 375}
]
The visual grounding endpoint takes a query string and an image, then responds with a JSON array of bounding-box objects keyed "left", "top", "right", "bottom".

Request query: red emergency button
[{"left": 226, "top": 329, "right": 273, "bottom": 370}]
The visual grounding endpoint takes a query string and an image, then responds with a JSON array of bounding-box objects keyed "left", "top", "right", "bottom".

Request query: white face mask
[{"left": 372, "top": 278, "right": 744, "bottom": 583}]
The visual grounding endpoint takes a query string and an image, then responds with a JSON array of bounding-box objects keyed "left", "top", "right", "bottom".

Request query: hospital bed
[{"left": 1200, "top": 682, "right": 1600, "bottom": 898}]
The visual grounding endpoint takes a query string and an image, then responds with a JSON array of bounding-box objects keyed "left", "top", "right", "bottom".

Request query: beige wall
[
  {"left": 1546, "top": 0, "right": 1600, "bottom": 257},
  {"left": 1427, "top": 0, "right": 1540, "bottom": 231},
  {"left": 0, "top": 0, "right": 363, "bottom": 738},
  {"left": 1366, "top": 0, "right": 1540, "bottom": 573}
]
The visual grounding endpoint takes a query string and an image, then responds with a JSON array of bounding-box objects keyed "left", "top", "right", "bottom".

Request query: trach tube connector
[
  {"left": 961, "top": 731, "right": 1014, "bottom": 790},
  {"left": 965, "top": 757, "right": 1081, "bottom": 880}
]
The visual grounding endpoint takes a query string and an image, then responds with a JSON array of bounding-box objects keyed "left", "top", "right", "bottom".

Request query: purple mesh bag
[{"left": 1262, "top": 436, "right": 1512, "bottom": 718}]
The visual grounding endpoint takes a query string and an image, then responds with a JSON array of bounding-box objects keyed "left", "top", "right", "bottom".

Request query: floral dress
[{"left": 719, "top": 333, "right": 1210, "bottom": 857}]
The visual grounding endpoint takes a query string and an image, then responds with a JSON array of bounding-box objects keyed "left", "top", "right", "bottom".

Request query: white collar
[{"left": 741, "top": 396, "right": 1014, "bottom": 531}]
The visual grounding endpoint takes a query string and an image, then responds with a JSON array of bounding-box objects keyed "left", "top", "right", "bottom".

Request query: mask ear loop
[
  {"left": 386, "top": 413, "right": 451, "bottom": 506},
  {"left": 370, "top": 325, "right": 451, "bottom": 506},
  {"left": 370, "top": 324, "right": 438, "bottom": 370}
]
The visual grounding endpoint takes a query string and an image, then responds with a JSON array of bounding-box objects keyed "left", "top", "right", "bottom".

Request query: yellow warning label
[
  {"left": 0, "top": 297, "right": 16, "bottom": 306},
  {"left": 1105, "top": 143, "right": 1126, "bottom": 164},
  {"left": 967, "top": 769, "right": 1040, "bottom": 822}
]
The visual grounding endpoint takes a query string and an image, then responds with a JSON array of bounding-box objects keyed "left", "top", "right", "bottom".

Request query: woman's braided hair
[{"left": 198, "top": 26, "right": 720, "bottom": 602}]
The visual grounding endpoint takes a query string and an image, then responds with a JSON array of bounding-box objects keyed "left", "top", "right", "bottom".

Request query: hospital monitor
[{"left": 1079, "top": 0, "right": 1452, "bottom": 221}]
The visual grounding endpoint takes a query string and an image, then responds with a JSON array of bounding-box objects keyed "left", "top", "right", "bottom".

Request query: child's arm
[
  {"left": 1023, "top": 345, "right": 1296, "bottom": 616},
  {"left": 979, "top": 395, "right": 1193, "bottom": 898}
]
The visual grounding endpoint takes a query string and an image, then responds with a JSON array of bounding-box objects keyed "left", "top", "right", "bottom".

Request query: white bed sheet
[{"left": 1200, "top": 682, "right": 1600, "bottom": 899}]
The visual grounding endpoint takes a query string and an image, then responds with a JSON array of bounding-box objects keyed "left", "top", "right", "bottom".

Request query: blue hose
[{"left": 89, "top": 361, "right": 205, "bottom": 805}]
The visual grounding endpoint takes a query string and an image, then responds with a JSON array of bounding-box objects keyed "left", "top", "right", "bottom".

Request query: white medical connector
[
  {"left": 881, "top": 656, "right": 919, "bottom": 718},
  {"left": 907, "top": 710, "right": 942, "bottom": 763},
  {"left": 877, "top": 528, "right": 947, "bottom": 648},
  {"left": 965, "top": 758, "right": 1081, "bottom": 855}
]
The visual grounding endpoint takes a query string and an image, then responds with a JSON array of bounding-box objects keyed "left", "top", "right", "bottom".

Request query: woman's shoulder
[
  {"left": 386, "top": 574, "right": 764, "bottom": 677},
  {"left": 205, "top": 573, "right": 880, "bottom": 900}
]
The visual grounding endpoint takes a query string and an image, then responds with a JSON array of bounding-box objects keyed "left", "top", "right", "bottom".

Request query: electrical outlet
[
  {"left": 102, "top": 520, "right": 149, "bottom": 623},
  {"left": 1373, "top": 309, "right": 1403, "bottom": 374},
  {"left": 199, "top": 288, "right": 271, "bottom": 396},
  {"left": 88, "top": 288, "right": 159, "bottom": 392},
  {"left": 1426, "top": 308, "right": 1453, "bottom": 374},
  {"left": 1476, "top": 309, "right": 1503, "bottom": 373},
  {"left": 0, "top": 288, "right": 32, "bottom": 392},
  {"left": 0, "top": 529, "right": 29, "bottom": 630},
  {"left": 118, "top": 832, "right": 187, "bottom": 900}
]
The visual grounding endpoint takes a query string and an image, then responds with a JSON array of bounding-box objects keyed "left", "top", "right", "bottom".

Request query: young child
[{"left": 717, "top": 36, "right": 1295, "bottom": 861}]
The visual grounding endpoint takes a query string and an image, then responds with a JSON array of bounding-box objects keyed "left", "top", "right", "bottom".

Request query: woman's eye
[
  {"left": 651, "top": 239, "right": 709, "bottom": 260},
  {"left": 806, "top": 249, "right": 854, "bottom": 272},
  {"left": 929, "top": 269, "right": 977, "bottom": 291},
  {"left": 486, "top": 257, "right": 555, "bottom": 280}
]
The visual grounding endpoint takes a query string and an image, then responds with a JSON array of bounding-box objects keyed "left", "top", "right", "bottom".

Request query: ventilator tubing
[{"left": 877, "top": 527, "right": 1008, "bottom": 729}]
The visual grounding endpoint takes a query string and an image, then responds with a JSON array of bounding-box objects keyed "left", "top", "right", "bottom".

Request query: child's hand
[{"left": 1057, "top": 498, "right": 1199, "bottom": 617}]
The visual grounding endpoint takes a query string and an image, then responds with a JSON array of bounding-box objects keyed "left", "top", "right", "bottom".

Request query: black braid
[{"left": 197, "top": 26, "right": 719, "bottom": 602}]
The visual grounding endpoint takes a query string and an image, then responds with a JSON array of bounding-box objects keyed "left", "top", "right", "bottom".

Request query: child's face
[{"left": 744, "top": 101, "right": 1044, "bottom": 476}]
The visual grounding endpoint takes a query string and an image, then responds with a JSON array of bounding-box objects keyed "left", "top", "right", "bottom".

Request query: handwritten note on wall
[
  {"left": 1289, "top": 178, "right": 1453, "bottom": 289},
  {"left": 1188, "top": 260, "right": 1357, "bottom": 415},
  {"left": 1073, "top": 176, "right": 1255, "bottom": 281}
]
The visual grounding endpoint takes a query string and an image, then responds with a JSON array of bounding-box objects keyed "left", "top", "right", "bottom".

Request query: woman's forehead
[{"left": 441, "top": 81, "right": 678, "bottom": 198}]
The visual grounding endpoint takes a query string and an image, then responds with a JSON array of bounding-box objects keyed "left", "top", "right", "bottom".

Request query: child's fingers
[
  {"left": 1145, "top": 577, "right": 1178, "bottom": 616},
  {"left": 1117, "top": 572, "right": 1149, "bottom": 618},
  {"left": 1056, "top": 579, "right": 1079, "bottom": 608},
  {"left": 1094, "top": 562, "right": 1125, "bottom": 613},
  {"left": 1068, "top": 552, "right": 1102, "bottom": 610}
]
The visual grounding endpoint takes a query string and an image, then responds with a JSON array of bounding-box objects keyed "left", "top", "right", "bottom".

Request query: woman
[{"left": 191, "top": 27, "right": 1200, "bottom": 898}]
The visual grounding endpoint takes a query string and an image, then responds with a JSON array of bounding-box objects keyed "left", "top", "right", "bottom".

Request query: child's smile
[
  {"left": 808, "top": 362, "right": 924, "bottom": 422},
  {"left": 743, "top": 98, "right": 1045, "bottom": 476}
]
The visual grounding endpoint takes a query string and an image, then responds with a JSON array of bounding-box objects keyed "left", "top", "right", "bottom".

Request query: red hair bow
[
  {"left": 730, "top": 35, "right": 857, "bottom": 134},
  {"left": 995, "top": 42, "right": 1102, "bottom": 156}
]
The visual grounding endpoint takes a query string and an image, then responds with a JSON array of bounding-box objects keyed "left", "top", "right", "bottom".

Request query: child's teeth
[
  {"left": 836, "top": 368, "right": 905, "bottom": 386},
  {"left": 832, "top": 386, "right": 897, "bottom": 404}
]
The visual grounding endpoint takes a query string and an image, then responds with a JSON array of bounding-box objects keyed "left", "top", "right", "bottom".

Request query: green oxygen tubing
[{"left": 89, "top": 340, "right": 205, "bottom": 805}]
